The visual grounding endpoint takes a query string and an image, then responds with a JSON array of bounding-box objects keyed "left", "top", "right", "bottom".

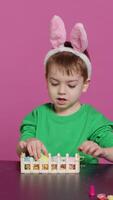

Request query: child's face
[{"left": 46, "top": 64, "right": 90, "bottom": 115}]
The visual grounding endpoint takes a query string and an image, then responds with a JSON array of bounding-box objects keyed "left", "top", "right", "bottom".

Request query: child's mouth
[{"left": 56, "top": 97, "right": 67, "bottom": 105}]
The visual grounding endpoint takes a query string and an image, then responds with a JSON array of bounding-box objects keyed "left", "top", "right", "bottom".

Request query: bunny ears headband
[{"left": 44, "top": 15, "right": 92, "bottom": 79}]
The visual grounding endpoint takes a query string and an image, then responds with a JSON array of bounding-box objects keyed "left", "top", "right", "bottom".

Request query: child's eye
[
  {"left": 68, "top": 85, "right": 76, "bottom": 88},
  {"left": 50, "top": 82, "right": 59, "bottom": 86}
]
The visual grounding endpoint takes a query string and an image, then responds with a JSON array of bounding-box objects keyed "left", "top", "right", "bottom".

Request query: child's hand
[
  {"left": 78, "top": 141, "right": 105, "bottom": 158},
  {"left": 19, "top": 141, "right": 27, "bottom": 149},
  {"left": 26, "top": 138, "right": 48, "bottom": 160},
  {"left": 16, "top": 141, "right": 27, "bottom": 156}
]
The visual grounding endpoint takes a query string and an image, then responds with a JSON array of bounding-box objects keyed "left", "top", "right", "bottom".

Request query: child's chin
[
  {"left": 55, "top": 104, "right": 69, "bottom": 112},
  {"left": 55, "top": 103, "right": 68, "bottom": 108}
]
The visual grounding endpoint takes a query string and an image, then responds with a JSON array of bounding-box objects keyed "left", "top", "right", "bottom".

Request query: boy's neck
[{"left": 54, "top": 101, "right": 81, "bottom": 116}]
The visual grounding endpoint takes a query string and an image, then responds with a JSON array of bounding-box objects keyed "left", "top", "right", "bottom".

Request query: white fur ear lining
[
  {"left": 70, "top": 23, "right": 88, "bottom": 52},
  {"left": 44, "top": 46, "right": 92, "bottom": 79},
  {"left": 50, "top": 15, "right": 66, "bottom": 48}
]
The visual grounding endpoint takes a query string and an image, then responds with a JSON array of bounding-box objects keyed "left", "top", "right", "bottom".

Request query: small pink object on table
[
  {"left": 89, "top": 184, "right": 96, "bottom": 196},
  {"left": 97, "top": 193, "right": 107, "bottom": 200}
]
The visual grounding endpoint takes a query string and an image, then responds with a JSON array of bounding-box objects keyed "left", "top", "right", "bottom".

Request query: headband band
[{"left": 44, "top": 15, "right": 92, "bottom": 79}]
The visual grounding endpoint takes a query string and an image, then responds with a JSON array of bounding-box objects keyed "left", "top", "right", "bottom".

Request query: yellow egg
[
  {"left": 107, "top": 195, "right": 113, "bottom": 200},
  {"left": 39, "top": 154, "right": 48, "bottom": 162}
]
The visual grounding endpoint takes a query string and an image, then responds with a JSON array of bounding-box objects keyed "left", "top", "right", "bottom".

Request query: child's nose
[{"left": 58, "top": 84, "right": 66, "bottom": 94}]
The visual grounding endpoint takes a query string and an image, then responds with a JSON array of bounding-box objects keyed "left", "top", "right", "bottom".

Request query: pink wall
[{"left": 0, "top": 0, "right": 113, "bottom": 160}]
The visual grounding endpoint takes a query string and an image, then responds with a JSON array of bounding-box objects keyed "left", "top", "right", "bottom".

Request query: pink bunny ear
[
  {"left": 70, "top": 23, "right": 88, "bottom": 52},
  {"left": 50, "top": 15, "right": 66, "bottom": 48}
]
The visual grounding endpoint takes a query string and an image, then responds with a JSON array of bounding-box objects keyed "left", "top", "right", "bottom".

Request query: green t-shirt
[{"left": 20, "top": 103, "right": 113, "bottom": 164}]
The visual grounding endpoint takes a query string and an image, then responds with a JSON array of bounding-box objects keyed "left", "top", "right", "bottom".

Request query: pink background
[{"left": 0, "top": 0, "right": 113, "bottom": 161}]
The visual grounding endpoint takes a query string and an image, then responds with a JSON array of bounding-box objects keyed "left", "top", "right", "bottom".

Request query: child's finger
[
  {"left": 78, "top": 141, "right": 88, "bottom": 151},
  {"left": 33, "top": 150, "right": 40, "bottom": 160},
  {"left": 31, "top": 143, "right": 39, "bottom": 160},
  {"left": 87, "top": 146, "right": 100, "bottom": 155},
  {"left": 78, "top": 146, "right": 83, "bottom": 151},
  {"left": 78, "top": 144, "right": 93, "bottom": 154},
  {"left": 92, "top": 148, "right": 104, "bottom": 157},
  {"left": 41, "top": 144, "right": 48, "bottom": 157},
  {"left": 33, "top": 141, "right": 41, "bottom": 159},
  {"left": 78, "top": 144, "right": 88, "bottom": 152},
  {"left": 19, "top": 141, "right": 26, "bottom": 149},
  {"left": 37, "top": 148, "right": 41, "bottom": 159},
  {"left": 27, "top": 144, "right": 34, "bottom": 156}
]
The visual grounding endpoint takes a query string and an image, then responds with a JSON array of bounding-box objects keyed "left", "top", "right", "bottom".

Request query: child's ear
[{"left": 82, "top": 79, "right": 90, "bottom": 92}]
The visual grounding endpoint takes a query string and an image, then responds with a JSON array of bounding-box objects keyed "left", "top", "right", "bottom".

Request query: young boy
[{"left": 17, "top": 16, "right": 113, "bottom": 164}]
